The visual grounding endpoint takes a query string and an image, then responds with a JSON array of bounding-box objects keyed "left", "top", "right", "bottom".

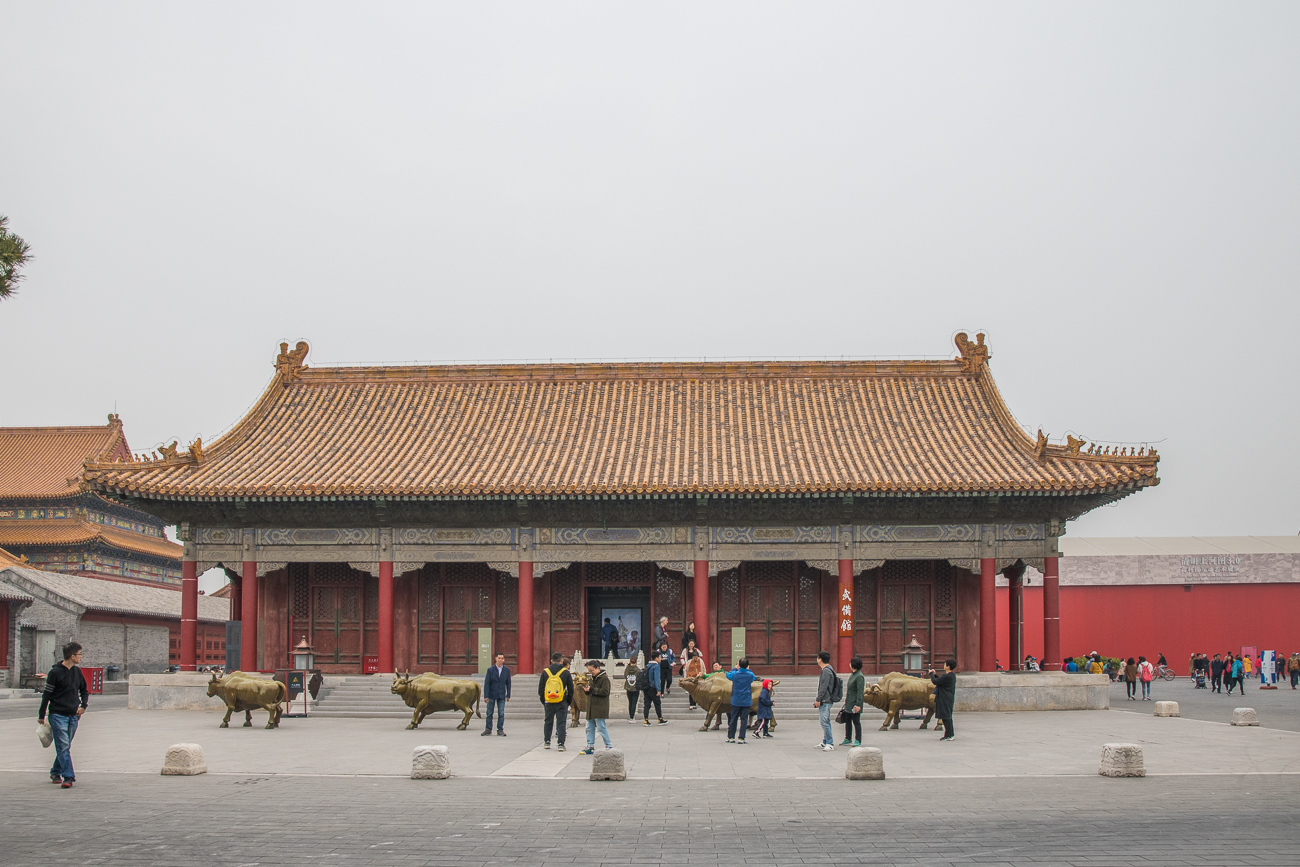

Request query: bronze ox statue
[
  {"left": 570, "top": 671, "right": 590, "bottom": 725},
  {"left": 391, "top": 671, "right": 482, "bottom": 730},
  {"left": 207, "top": 671, "right": 286, "bottom": 729},
  {"left": 864, "top": 671, "right": 938, "bottom": 730},
  {"left": 678, "top": 676, "right": 779, "bottom": 732}
]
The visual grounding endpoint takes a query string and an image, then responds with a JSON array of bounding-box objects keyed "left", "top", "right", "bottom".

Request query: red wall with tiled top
[{"left": 998, "top": 584, "right": 1300, "bottom": 673}]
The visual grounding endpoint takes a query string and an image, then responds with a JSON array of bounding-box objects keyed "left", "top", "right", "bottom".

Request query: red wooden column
[
  {"left": 240, "top": 561, "right": 258, "bottom": 671},
  {"left": 377, "top": 561, "right": 394, "bottom": 673},
  {"left": 1008, "top": 570, "right": 1022, "bottom": 670},
  {"left": 180, "top": 558, "right": 198, "bottom": 671},
  {"left": 979, "top": 558, "right": 996, "bottom": 672},
  {"left": 693, "top": 560, "right": 710, "bottom": 664},
  {"left": 518, "top": 561, "right": 534, "bottom": 674},
  {"left": 837, "top": 558, "right": 854, "bottom": 671},
  {"left": 1042, "top": 556, "right": 1061, "bottom": 671}
]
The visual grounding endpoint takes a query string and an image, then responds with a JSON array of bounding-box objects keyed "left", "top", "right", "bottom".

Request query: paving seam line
[{"left": 6, "top": 767, "right": 1300, "bottom": 779}]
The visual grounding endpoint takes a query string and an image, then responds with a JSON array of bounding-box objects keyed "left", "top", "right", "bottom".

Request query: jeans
[
  {"left": 727, "top": 703, "right": 751, "bottom": 740},
  {"left": 48, "top": 712, "right": 78, "bottom": 780},
  {"left": 484, "top": 698, "right": 506, "bottom": 732},
  {"left": 818, "top": 702, "right": 833, "bottom": 745},
  {"left": 585, "top": 718, "right": 611, "bottom": 748},
  {"left": 1212, "top": 674, "right": 1222, "bottom": 692},
  {"left": 843, "top": 711, "right": 861, "bottom": 742},
  {"left": 543, "top": 702, "right": 567, "bottom": 745},
  {"left": 1292, "top": 671, "right": 1298, "bottom": 688},
  {"left": 1140, "top": 680, "right": 1151, "bottom": 699},
  {"left": 641, "top": 689, "right": 662, "bottom": 721},
  {"left": 627, "top": 691, "right": 639, "bottom": 719},
  {"left": 1125, "top": 680, "right": 1136, "bottom": 698}
]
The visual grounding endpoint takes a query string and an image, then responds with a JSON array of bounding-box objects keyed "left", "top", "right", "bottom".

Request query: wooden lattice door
[
  {"left": 740, "top": 562, "right": 797, "bottom": 670},
  {"left": 441, "top": 563, "right": 494, "bottom": 673},
  {"left": 877, "top": 560, "right": 943, "bottom": 673},
  {"left": 307, "top": 564, "right": 363, "bottom": 669}
]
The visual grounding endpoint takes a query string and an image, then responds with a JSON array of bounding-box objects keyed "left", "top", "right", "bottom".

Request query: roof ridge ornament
[
  {"left": 954, "top": 332, "right": 990, "bottom": 374},
  {"left": 275, "top": 340, "right": 310, "bottom": 384}
]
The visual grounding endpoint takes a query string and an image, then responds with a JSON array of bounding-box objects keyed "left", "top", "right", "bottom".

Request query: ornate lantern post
[{"left": 902, "top": 635, "right": 927, "bottom": 676}]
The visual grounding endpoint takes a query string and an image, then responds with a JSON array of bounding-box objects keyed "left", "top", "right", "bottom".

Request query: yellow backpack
[{"left": 544, "top": 666, "right": 568, "bottom": 703}]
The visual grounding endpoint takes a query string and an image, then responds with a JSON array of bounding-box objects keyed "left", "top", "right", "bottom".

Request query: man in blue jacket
[
  {"left": 483, "top": 652, "right": 511, "bottom": 736},
  {"left": 725, "top": 658, "right": 755, "bottom": 744},
  {"left": 600, "top": 617, "right": 620, "bottom": 658}
]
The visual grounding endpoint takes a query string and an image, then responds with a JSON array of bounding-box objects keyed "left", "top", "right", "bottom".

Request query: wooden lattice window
[
  {"left": 855, "top": 572, "right": 877, "bottom": 621},
  {"left": 746, "top": 561, "right": 793, "bottom": 582},
  {"left": 798, "top": 574, "right": 819, "bottom": 620},
  {"left": 719, "top": 572, "right": 740, "bottom": 623},
  {"left": 419, "top": 568, "right": 440, "bottom": 620},
  {"left": 882, "top": 585, "right": 903, "bottom": 620},
  {"left": 364, "top": 576, "right": 378, "bottom": 623},
  {"left": 554, "top": 568, "right": 581, "bottom": 622},
  {"left": 935, "top": 571, "right": 953, "bottom": 618},
  {"left": 656, "top": 571, "right": 682, "bottom": 614},
  {"left": 498, "top": 573, "right": 517, "bottom": 621},
  {"left": 290, "top": 565, "right": 310, "bottom": 619}
]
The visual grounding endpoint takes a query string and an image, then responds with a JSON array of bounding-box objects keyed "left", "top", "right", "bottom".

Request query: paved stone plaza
[{"left": 4, "top": 695, "right": 1300, "bottom": 866}]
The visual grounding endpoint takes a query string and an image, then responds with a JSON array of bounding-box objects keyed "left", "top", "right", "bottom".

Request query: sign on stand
[
  {"left": 477, "top": 627, "right": 493, "bottom": 675},
  {"left": 730, "top": 627, "right": 746, "bottom": 667}
]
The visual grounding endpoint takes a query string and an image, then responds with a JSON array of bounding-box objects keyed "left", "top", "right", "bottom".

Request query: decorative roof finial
[
  {"left": 954, "top": 332, "right": 991, "bottom": 374},
  {"left": 188, "top": 437, "right": 205, "bottom": 464},
  {"left": 107, "top": 412, "right": 122, "bottom": 427},
  {"left": 275, "top": 340, "right": 310, "bottom": 383},
  {"left": 159, "top": 441, "right": 179, "bottom": 461},
  {"left": 1034, "top": 429, "right": 1049, "bottom": 462}
]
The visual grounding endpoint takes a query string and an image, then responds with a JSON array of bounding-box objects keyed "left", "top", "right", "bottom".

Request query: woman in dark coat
[{"left": 929, "top": 658, "right": 957, "bottom": 741}]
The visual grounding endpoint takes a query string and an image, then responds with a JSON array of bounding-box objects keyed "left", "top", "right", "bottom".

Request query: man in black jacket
[
  {"left": 38, "top": 642, "right": 88, "bottom": 788},
  {"left": 929, "top": 657, "right": 957, "bottom": 742},
  {"left": 537, "top": 652, "right": 573, "bottom": 751},
  {"left": 1210, "top": 653, "right": 1225, "bottom": 693}
]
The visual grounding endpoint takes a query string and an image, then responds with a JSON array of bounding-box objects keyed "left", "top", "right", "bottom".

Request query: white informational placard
[{"left": 1262, "top": 650, "right": 1276, "bottom": 684}]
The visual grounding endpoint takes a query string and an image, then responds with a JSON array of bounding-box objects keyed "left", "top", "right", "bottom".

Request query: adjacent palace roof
[
  {"left": 0, "top": 420, "right": 130, "bottom": 500},
  {"left": 84, "top": 334, "right": 1160, "bottom": 502}
]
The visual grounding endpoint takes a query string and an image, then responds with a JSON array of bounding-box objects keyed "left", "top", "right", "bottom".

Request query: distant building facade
[{"left": 0, "top": 416, "right": 183, "bottom": 583}]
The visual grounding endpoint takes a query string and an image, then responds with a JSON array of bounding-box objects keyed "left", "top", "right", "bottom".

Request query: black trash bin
[{"left": 105, "top": 664, "right": 120, "bottom": 681}]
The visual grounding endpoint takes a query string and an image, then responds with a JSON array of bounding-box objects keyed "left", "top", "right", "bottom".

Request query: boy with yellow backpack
[{"left": 538, "top": 652, "right": 574, "bottom": 751}]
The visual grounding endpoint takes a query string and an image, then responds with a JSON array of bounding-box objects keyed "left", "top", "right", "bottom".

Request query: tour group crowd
[
  {"left": 479, "top": 616, "right": 958, "bottom": 754},
  {"left": 1018, "top": 649, "right": 1300, "bottom": 699}
]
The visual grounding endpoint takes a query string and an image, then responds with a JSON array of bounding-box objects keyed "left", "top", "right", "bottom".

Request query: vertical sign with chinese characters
[{"left": 838, "top": 585, "right": 853, "bottom": 637}]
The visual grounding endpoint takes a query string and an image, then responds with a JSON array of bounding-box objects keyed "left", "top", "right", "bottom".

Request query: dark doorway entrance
[{"left": 586, "top": 586, "right": 649, "bottom": 660}]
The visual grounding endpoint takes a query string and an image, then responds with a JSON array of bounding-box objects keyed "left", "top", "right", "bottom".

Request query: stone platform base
[
  {"left": 953, "top": 673, "right": 1110, "bottom": 712},
  {"left": 129, "top": 672, "right": 277, "bottom": 711}
]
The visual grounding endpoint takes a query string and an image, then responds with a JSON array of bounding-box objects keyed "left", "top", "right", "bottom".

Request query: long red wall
[{"left": 997, "top": 583, "right": 1300, "bottom": 673}]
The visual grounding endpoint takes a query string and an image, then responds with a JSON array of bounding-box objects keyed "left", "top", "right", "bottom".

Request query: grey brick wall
[{"left": 78, "top": 619, "right": 169, "bottom": 675}]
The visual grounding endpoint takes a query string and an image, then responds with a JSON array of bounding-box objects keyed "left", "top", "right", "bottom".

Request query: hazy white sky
[{"left": 3, "top": 3, "right": 1298, "bottom": 553}]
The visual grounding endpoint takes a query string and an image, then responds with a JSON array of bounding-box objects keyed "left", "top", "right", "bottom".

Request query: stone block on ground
[
  {"left": 1099, "top": 743, "right": 1144, "bottom": 777},
  {"left": 1231, "top": 707, "right": 1260, "bottom": 726},
  {"left": 160, "top": 743, "right": 207, "bottom": 776},
  {"left": 846, "top": 746, "right": 885, "bottom": 780},
  {"left": 1153, "top": 701, "right": 1180, "bottom": 717},
  {"left": 412, "top": 745, "right": 450, "bottom": 779},
  {"left": 590, "top": 748, "right": 626, "bottom": 781}
]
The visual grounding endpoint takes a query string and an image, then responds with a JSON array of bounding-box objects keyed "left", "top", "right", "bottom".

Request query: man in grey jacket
[{"left": 813, "top": 650, "right": 837, "bottom": 751}]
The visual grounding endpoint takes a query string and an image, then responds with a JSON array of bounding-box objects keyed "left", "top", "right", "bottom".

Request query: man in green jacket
[
  {"left": 580, "top": 660, "right": 613, "bottom": 753},
  {"left": 840, "top": 656, "right": 866, "bottom": 747}
]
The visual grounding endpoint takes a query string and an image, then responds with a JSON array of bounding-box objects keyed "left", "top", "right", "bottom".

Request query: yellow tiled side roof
[
  {"left": 83, "top": 344, "right": 1159, "bottom": 500},
  {"left": 0, "top": 518, "right": 183, "bottom": 561},
  {"left": 0, "top": 418, "right": 129, "bottom": 499}
]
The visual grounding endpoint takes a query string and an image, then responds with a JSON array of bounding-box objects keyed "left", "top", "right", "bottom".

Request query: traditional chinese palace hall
[{"left": 83, "top": 335, "right": 1160, "bottom": 676}]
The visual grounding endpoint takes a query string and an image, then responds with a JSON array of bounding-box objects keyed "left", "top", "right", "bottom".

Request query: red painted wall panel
[{"left": 998, "top": 583, "right": 1300, "bottom": 673}]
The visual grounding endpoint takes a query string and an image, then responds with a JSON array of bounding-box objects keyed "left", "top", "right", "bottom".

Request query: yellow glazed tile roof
[
  {"left": 0, "top": 417, "right": 130, "bottom": 499},
  {"left": 0, "top": 519, "right": 183, "bottom": 560},
  {"left": 83, "top": 336, "right": 1160, "bottom": 500}
]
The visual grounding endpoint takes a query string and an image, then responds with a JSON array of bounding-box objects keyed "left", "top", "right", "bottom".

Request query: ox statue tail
[{"left": 475, "top": 684, "right": 482, "bottom": 718}]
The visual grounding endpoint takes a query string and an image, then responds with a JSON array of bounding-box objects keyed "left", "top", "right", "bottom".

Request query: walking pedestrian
[
  {"left": 658, "top": 642, "right": 676, "bottom": 696},
  {"left": 1137, "top": 655, "right": 1154, "bottom": 700},
  {"left": 724, "top": 658, "right": 755, "bottom": 744},
  {"left": 813, "top": 650, "right": 840, "bottom": 751},
  {"left": 1227, "top": 654, "right": 1244, "bottom": 695},
  {"left": 579, "top": 660, "right": 612, "bottom": 754},
  {"left": 1288, "top": 652, "right": 1300, "bottom": 690},
  {"left": 681, "top": 639, "right": 705, "bottom": 708},
  {"left": 754, "top": 678, "right": 775, "bottom": 738},
  {"left": 624, "top": 656, "right": 641, "bottom": 723},
  {"left": 653, "top": 617, "right": 670, "bottom": 657},
  {"left": 38, "top": 642, "right": 87, "bottom": 789},
  {"left": 930, "top": 657, "right": 957, "bottom": 741},
  {"left": 1243, "top": 654, "right": 1253, "bottom": 681},
  {"left": 600, "top": 618, "right": 620, "bottom": 658},
  {"left": 641, "top": 650, "right": 666, "bottom": 725},
  {"left": 538, "top": 652, "right": 573, "bottom": 751},
  {"left": 482, "top": 652, "right": 511, "bottom": 736},
  {"left": 1123, "top": 657, "right": 1137, "bottom": 700},
  {"left": 839, "top": 656, "right": 865, "bottom": 746},
  {"left": 1210, "top": 653, "right": 1224, "bottom": 693}
]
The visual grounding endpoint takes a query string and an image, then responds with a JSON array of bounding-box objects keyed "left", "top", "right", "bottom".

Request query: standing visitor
[
  {"left": 623, "top": 656, "right": 641, "bottom": 723},
  {"left": 600, "top": 618, "right": 620, "bottom": 658},
  {"left": 681, "top": 640, "right": 705, "bottom": 709},
  {"left": 653, "top": 617, "right": 670, "bottom": 657},
  {"left": 538, "top": 652, "right": 572, "bottom": 751},
  {"left": 1123, "top": 657, "right": 1138, "bottom": 701},
  {"left": 1227, "top": 654, "right": 1244, "bottom": 695},
  {"left": 38, "top": 642, "right": 87, "bottom": 788},
  {"left": 1274, "top": 653, "right": 1285, "bottom": 685},
  {"left": 658, "top": 642, "right": 676, "bottom": 696},
  {"left": 1088, "top": 654, "right": 1104, "bottom": 675},
  {"left": 929, "top": 657, "right": 957, "bottom": 742},
  {"left": 579, "top": 660, "right": 612, "bottom": 754},
  {"left": 1288, "top": 652, "right": 1300, "bottom": 690},
  {"left": 1065, "top": 657, "right": 1078, "bottom": 673},
  {"left": 681, "top": 621, "right": 697, "bottom": 653},
  {"left": 1242, "top": 654, "right": 1253, "bottom": 681},
  {"left": 1137, "top": 655, "right": 1154, "bottom": 700},
  {"left": 641, "top": 650, "right": 666, "bottom": 725},
  {"left": 1210, "top": 654, "right": 1224, "bottom": 694},
  {"left": 813, "top": 650, "right": 840, "bottom": 751},
  {"left": 840, "top": 656, "right": 865, "bottom": 747},
  {"left": 724, "top": 658, "right": 755, "bottom": 744},
  {"left": 482, "top": 652, "right": 511, "bottom": 736},
  {"left": 754, "top": 678, "right": 775, "bottom": 738}
]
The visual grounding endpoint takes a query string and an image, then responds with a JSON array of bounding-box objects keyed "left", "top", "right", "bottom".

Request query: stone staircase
[{"left": 312, "top": 673, "right": 886, "bottom": 722}]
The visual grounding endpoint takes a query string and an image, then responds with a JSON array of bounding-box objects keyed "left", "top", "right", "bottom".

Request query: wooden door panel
[{"left": 417, "top": 568, "right": 442, "bottom": 668}]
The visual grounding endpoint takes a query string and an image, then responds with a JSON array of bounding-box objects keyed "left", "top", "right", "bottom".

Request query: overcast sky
[{"left": 3, "top": 3, "right": 1298, "bottom": 556}]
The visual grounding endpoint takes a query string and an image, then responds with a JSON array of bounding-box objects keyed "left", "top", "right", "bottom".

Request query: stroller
[{"left": 1194, "top": 670, "right": 1207, "bottom": 689}]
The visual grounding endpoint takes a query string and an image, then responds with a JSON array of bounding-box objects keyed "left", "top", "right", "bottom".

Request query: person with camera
[{"left": 929, "top": 657, "right": 957, "bottom": 742}]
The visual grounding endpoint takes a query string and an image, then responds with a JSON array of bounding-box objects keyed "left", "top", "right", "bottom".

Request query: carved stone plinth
[
  {"left": 412, "top": 745, "right": 450, "bottom": 779},
  {"left": 1099, "top": 743, "right": 1144, "bottom": 777},
  {"left": 160, "top": 743, "right": 207, "bottom": 776},
  {"left": 590, "top": 749, "right": 626, "bottom": 781},
  {"left": 1153, "top": 701, "right": 1179, "bottom": 717},
  {"left": 845, "top": 746, "right": 885, "bottom": 780},
  {"left": 1231, "top": 707, "right": 1260, "bottom": 726}
]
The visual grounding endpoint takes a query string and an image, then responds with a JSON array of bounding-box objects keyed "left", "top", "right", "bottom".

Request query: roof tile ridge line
[
  {"left": 973, "top": 364, "right": 1058, "bottom": 474},
  {"left": 296, "top": 357, "right": 970, "bottom": 380},
  {"left": 0, "top": 423, "right": 120, "bottom": 434}
]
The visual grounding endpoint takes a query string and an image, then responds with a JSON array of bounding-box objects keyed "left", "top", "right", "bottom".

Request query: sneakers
[
  {"left": 481, "top": 729, "right": 493, "bottom": 736},
  {"left": 840, "top": 739, "right": 853, "bottom": 746},
  {"left": 728, "top": 738, "right": 736, "bottom": 744},
  {"left": 557, "top": 744, "right": 566, "bottom": 752},
  {"left": 657, "top": 719, "right": 668, "bottom": 725},
  {"left": 940, "top": 736, "right": 955, "bottom": 742},
  {"left": 496, "top": 731, "right": 506, "bottom": 736},
  {"left": 629, "top": 718, "right": 637, "bottom": 725},
  {"left": 643, "top": 719, "right": 651, "bottom": 726},
  {"left": 852, "top": 740, "right": 861, "bottom": 747},
  {"left": 580, "top": 747, "right": 595, "bottom": 755},
  {"left": 821, "top": 744, "right": 835, "bottom": 752},
  {"left": 737, "top": 739, "right": 747, "bottom": 744},
  {"left": 50, "top": 775, "right": 62, "bottom": 785},
  {"left": 763, "top": 733, "right": 774, "bottom": 739},
  {"left": 544, "top": 742, "right": 551, "bottom": 749},
  {"left": 60, "top": 779, "right": 73, "bottom": 788}
]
